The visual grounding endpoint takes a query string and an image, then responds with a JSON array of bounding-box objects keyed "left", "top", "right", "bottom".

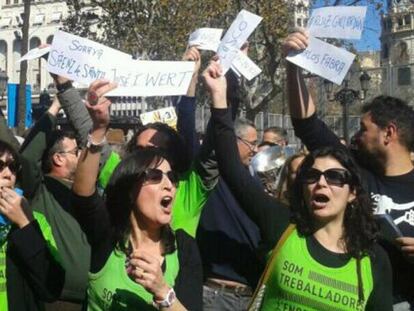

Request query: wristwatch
[
  {"left": 153, "top": 288, "right": 176, "bottom": 309},
  {"left": 86, "top": 131, "right": 107, "bottom": 153}
]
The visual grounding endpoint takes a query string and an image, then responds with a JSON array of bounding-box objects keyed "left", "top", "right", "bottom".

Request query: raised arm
[
  {"left": 175, "top": 46, "right": 201, "bottom": 159},
  {"left": 283, "top": 30, "right": 342, "bottom": 151},
  {"left": 202, "top": 61, "right": 290, "bottom": 250},
  {"left": 19, "top": 97, "right": 61, "bottom": 198},
  {"left": 54, "top": 76, "right": 112, "bottom": 165},
  {"left": 73, "top": 80, "right": 117, "bottom": 197}
]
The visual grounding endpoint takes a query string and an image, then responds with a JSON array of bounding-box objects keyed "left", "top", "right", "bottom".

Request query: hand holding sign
[{"left": 284, "top": 6, "right": 367, "bottom": 85}]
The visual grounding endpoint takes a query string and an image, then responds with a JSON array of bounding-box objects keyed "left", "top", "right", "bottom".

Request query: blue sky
[{"left": 310, "top": 0, "right": 388, "bottom": 51}]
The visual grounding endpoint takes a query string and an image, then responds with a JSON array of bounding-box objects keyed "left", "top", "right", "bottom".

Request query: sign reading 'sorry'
[
  {"left": 47, "top": 31, "right": 195, "bottom": 97},
  {"left": 286, "top": 37, "right": 355, "bottom": 85},
  {"left": 307, "top": 6, "right": 367, "bottom": 40}
]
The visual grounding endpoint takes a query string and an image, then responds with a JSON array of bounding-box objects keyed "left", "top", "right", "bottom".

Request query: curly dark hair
[
  {"left": 290, "top": 146, "right": 378, "bottom": 259},
  {"left": 361, "top": 96, "right": 414, "bottom": 151},
  {"left": 290, "top": 146, "right": 378, "bottom": 302},
  {"left": 125, "top": 122, "right": 190, "bottom": 174},
  {"left": 105, "top": 147, "right": 176, "bottom": 255}
]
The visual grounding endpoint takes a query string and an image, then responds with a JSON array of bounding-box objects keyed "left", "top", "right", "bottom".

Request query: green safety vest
[
  {"left": 0, "top": 212, "right": 60, "bottom": 311},
  {"left": 259, "top": 227, "right": 374, "bottom": 311},
  {"left": 87, "top": 248, "right": 179, "bottom": 311}
]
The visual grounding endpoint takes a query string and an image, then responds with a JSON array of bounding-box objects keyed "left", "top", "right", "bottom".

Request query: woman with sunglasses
[
  {"left": 0, "top": 140, "right": 64, "bottom": 310},
  {"left": 71, "top": 80, "right": 202, "bottom": 311},
  {"left": 202, "top": 62, "right": 392, "bottom": 310}
]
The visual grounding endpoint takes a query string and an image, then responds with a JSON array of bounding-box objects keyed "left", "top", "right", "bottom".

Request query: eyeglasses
[
  {"left": 237, "top": 136, "right": 258, "bottom": 152},
  {"left": 58, "top": 147, "right": 80, "bottom": 156},
  {"left": 0, "top": 159, "right": 20, "bottom": 174},
  {"left": 300, "top": 168, "right": 352, "bottom": 187},
  {"left": 143, "top": 168, "right": 179, "bottom": 187}
]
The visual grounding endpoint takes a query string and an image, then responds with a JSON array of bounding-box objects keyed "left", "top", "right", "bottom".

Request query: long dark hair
[
  {"left": 105, "top": 147, "right": 176, "bottom": 255},
  {"left": 290, "top": 146, "right": 378, "bottom": 303},
  {"left": 290, "top": 146, "right": 378, "bottom": 257},
  {"left": 125, "top": 122, "right": 190, "bottom": 174}
]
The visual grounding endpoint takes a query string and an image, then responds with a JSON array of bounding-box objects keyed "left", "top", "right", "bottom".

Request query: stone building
[
  {"left": 380, "top": 0, "right": 414, "bottom": 103},
  {"left": 0, "top": 0, "right": 69, "bottom": 95}
]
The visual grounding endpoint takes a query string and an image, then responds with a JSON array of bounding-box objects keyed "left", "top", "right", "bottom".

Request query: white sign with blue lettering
[
  {"left": 307, "top": 6, "right": 367, "bottom": 40},
  {"left": 217, "top": 10, "right": 262, "bottom": 74},
  {"left": 286, "top": 36, "right": 355, "bottom": 85},
  {"left": 47, "top": 31, "right": 195, "bottom": 97}
]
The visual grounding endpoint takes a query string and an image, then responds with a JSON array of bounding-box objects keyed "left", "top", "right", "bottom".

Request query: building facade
[
  {"left": 380, "top": 0, "right": 414, "bottom": 103},
  {"left": 0, "top": 0, "right": 69, "bottom": 95}
]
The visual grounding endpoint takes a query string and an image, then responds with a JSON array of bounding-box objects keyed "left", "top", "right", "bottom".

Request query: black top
[
  {"left": 211, "top": 107, "right": 393, "bottom": 310},
  {"left": 71, "top": 191, "right": 203, "bottom": 311},
  {"left": 6, "top": 221, "right": 64, "bottom": 311},
  {"left": 292, "top": 113, "right": 414, "bottom": 302},
  {"left": 197, "top": 177, "right": 263, "bottom": 288}
]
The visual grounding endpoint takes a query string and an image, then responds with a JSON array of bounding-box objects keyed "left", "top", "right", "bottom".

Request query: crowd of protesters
[{"left": 0, "top": 28, "right": 413, "bottom": 311}]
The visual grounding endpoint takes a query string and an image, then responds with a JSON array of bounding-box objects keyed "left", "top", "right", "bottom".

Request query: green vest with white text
[
  {"left": 87, "top": 248, "right": 179, "bottom": 311},
  {"left": 260, "top": 228, "right": 374, "bottom": 311}
]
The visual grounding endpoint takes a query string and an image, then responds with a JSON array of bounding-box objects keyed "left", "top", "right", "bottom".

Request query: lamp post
[
  {"left": 324, "top": 71, "right": 371, "bottom": 144},
  {"left": 0, "top": 69, "right": 8, "bottom": 101}
]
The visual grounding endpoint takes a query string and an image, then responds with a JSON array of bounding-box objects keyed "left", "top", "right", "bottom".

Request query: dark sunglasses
[
  {"left": 300, "top": 168, "right": 352, "bottom": 187},
  {"left": 143, "top": 168, "right": 179, "bottom": 187},
  {"left": 0, "top": 159, "right": 20, "bottom": 174}
]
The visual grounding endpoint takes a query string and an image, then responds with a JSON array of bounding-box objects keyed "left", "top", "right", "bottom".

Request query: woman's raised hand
[
  {"left": 128, "top": 250, "right": 170, "bottom": 301},
  {"left": 202, "top": 60, "right": 227, "bottom": 108},
  {"left": 282, "top": 28, "right": 310, "bottom": 57},
  {"left": 0, "top": 187, "right": 33, "bottom": 229},
  {"left": 85, "top": 79, "right": 117, "bottom": 130}
]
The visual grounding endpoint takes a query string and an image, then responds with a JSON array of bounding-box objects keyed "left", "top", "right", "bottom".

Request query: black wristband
[{"left": 56, "top": 81, "right": 73, "bottom": 93}]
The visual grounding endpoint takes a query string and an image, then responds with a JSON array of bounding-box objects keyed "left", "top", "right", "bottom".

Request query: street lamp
[
  {"left": 324, "top": 70, "right": 371, "bottom": 144},
  {"left": 0, "top": 69, "right": 8, "bottom": 101}
]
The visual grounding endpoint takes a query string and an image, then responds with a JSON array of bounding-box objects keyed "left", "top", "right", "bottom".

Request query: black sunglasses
[
  {"left": 300, "top": 168, "right": 351, "bottom": 187},
  {"left": 143, "top": 168, "right": 179, "bottom": 187},
  {"left": 0, "top": 159, "right": 20, "bottom": 174}
]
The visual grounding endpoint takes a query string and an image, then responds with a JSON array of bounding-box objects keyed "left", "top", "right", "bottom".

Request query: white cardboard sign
[
  {"left": 18, "top": 46, "right": 51, "bottom": 62},
  {"left": 217, "top": 10, "right": 262, "bottom": 74},
  {"left": 188, "top": 28, "right": 223, "bottom": 51},
  {"left": 231, "top": 51, "right": 262, "bottom": 81},
  {"left": 47, "top": 31, "right": 195, "bottom": 97},
  {"left": 307, "top": 6, "right": 367, "bottom": 40},
  {"left": 286, "top": 36, "right": 355, "bottom": 85}
]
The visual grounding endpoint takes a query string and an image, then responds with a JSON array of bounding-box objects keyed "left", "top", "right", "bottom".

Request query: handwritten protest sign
[
  {"left": 47, "top": 31, "right": 195, "bottom": 97},
  {"left": 18, "top": 46, "right": 51, "bottom": 62},
  {"left": 189, "top": 28, "right": 223, "bottom": 51},
  {"left": 231, "top": 51, "right": 262, "bottom": 81},
  {"left": 217, "top": 10, "right": 262, "bottom": 74},
  {"left": 140, "top": 107, "right": 177, "bottom": 130},
  {"left": 307, "top": 6, "right": 367, "bottom": 40},
  {"left": 286, "top": 36, "right": 355, "bottom": 85}
]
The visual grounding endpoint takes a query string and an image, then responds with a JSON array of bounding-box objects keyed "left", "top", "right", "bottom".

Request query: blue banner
[{"left": 7, "top": 83, "right": 32, "bottom": 128}]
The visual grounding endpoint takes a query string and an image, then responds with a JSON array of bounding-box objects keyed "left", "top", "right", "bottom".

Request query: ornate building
[
  {"left": 380, "top": 0, "right": 414, "bottom": 102},
  {"left": 0, "top": 0, "right": 69, "bottom": 94}
]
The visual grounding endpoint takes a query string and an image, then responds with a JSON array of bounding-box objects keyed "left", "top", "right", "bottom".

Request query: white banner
[
  {"left": 307, "top": 6, "right": 367, "bottom": 40},
  {"left": 217, "top": 10, "right": 262, "bottom": 74},
  {"left": 47, "top": 31, "right": 195, "bottom": 97},
  {"left": 188, "top": 28, "right": 223, "bottom": 51},
  {"left": 18, "top": 46, "right": 51, "bottom": 62},
  {"left": 231, "top": 51, "right": 262, "bottom": 81},
  {"left": 286, "top": 36, "right": 355, "bottom": 85}
]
